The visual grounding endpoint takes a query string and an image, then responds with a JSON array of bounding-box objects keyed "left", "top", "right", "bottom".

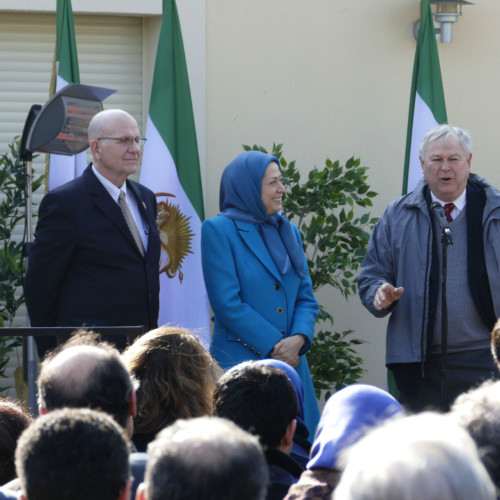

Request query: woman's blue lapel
[{"left": 234, "top": 220, "right": 282, "bottom": 283}]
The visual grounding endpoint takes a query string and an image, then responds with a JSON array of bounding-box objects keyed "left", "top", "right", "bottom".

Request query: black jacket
[{"left": 24, "top": 165, "right": 161, "bottom": 352}]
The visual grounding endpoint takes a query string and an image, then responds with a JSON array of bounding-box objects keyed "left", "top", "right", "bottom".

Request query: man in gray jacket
[{"left": 359, "top": 124, "right": 500, "bottom": 412}]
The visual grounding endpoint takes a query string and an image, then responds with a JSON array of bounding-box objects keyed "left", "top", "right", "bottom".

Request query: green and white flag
[
  {"left": 48, "top": 0, "right": 86, "bottom": 191},
  {"left": 140, "top": 0, "right": 210, "bottom": 347},
  {"left": 403, "top": 0, "right": 447, "bottom": 194}
]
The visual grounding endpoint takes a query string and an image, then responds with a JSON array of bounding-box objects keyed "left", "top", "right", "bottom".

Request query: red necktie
[{"left": 444, "top": 202, "right": 455, "bottom": 223}]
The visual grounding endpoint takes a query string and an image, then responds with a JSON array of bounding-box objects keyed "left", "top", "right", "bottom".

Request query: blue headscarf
[
  {"left": 219, "top": 151, "right": 306, "bottom": 279},
  {"left": 257, "top": 359, "right": 306, "bottom": 427},
  {"left": 307, "top": 384, "right": 404, "bottom": 470}
]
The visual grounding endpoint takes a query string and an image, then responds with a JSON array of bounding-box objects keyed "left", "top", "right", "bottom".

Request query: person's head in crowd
[
  {"left": 122, "top": 326, "right": 221, "bottom": 450},
  {"left": 0, "top": 399, "right": 32, "bottom": 485},
  {"left": 15, "top": 408, "right": 131, "bottom": 500},
  {"left": 308, "top": 384, "right": 404, "bottom": 473},
  {"left": 450, "top": 379, "right": 500, "bottom": 488},
  {"left": 213, "top": 361, "right": 298, "bottom": 452},
  {"left": 256, "top": 359, "right": 310, "bottom": 465},
  {"left": 333, "top": 412, "right": 496, "bottom": 500},
  {"left": 37, "top": 329, "right": 137, "bottom": 436},
  {"left": 491, "top": 318, "right": 500, "bottom": 369},
  {"left": 419, "top": 124, "right": 472, "bottom": 203},
  {"left": 256, "top": 359, "right": 305, "bottom": 429},
  {"left": 137, "top": 416, "right": 268, "bottom": 500}
]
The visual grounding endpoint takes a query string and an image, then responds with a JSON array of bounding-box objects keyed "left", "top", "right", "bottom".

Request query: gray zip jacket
[{"left": 358, "top": 173, "right": 500, "bottom": 365}]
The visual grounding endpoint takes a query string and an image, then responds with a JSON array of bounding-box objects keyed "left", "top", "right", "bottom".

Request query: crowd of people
[
  {"left": 0, "top": 325, "right": 500, "bottom": 499},
  {"left": 3, "top": 110, "right": 499, "bottom": 498}
]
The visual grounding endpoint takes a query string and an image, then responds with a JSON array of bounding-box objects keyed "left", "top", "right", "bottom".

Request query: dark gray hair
[
  {"left": 38, "top": 336, "right": 136, "bottom": 429},
  {"left": 16, "top": 408, "right": 130, "bottom": 500},
  {"left": 145, "top": 416, "right": 268, "bottom": 500}
]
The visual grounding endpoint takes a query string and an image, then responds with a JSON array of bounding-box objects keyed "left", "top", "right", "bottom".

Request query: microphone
[{"left": 430, "top": 202, "right": 452, "bottom": 242}]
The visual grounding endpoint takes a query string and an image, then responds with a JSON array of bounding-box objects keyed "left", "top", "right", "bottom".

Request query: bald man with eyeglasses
[{"left": 24, "top": 109, "right": 161, "bottom": 356}]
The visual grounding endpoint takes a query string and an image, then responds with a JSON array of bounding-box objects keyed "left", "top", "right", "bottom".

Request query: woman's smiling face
[{"left": 261, "top": 162, "right": 285, "bottom": 215}]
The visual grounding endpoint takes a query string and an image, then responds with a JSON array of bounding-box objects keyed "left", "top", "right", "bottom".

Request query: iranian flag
[
  {"left": 402, "top": 0, "right": 447, "bottom": 194},
  {"left": 140, "top": 0, "right": 210, "bottom": 347},
  {"left": 48, "top": 0, "right": 87, "bottom": 191}
]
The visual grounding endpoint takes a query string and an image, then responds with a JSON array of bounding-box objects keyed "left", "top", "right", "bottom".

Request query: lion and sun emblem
[{"left": 155, "top": 192, "right": 194, "bottom": 283}]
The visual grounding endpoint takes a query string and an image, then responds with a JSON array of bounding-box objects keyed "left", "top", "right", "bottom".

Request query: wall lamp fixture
[{"left": 413, "top": 0, "right": 473, "bottom": 43}]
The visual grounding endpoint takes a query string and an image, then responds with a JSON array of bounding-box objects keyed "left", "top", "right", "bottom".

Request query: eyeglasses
[{"left": 97, "top": 136, "right": 147, "bottom": 147}]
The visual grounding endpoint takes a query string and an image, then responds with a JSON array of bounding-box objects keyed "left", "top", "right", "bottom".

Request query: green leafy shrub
[{"left": 0, "top": 138, "right": 44, "bottom": 394}]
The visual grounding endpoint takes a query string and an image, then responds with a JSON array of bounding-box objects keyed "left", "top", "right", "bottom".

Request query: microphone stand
[
  {"left": 439, "top": 225, "right": 453, "bottom": 412},
  {"left": 19, "top": 104, "right": 41, "bottom": 415}
]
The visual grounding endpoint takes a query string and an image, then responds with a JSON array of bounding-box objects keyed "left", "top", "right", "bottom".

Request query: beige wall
[{"left": 205, "top": 0, "right": 500, "bottom": 388}]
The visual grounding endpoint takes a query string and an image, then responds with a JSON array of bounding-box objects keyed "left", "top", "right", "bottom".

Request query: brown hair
[
  {"left": 122, "top": 327, "right": 222, "bottom": 435},
  {"left": 491, "top": 318, "right": 500, "bottom": 368},
  {"left": 0, "top": 398, "right": 32, "bottom": 484}
]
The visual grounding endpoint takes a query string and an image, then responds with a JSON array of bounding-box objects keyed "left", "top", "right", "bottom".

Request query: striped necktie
[{"left": 118, "top": 191, "right": 145, "bottom": 256}]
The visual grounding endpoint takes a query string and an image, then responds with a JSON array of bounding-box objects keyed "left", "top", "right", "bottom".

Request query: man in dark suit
[{"left": 24, "top": 109, "right": 161, "bottom": 355}]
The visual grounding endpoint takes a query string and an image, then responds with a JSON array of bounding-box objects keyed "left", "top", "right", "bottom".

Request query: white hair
[
  {"left": 419, "top": 124, "right": 472, "bottom": 158},
  {"left": 333, "top": 412, "right": 495, "bottom": 500}
]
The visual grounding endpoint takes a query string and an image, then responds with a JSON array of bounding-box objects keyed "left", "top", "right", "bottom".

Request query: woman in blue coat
[{"left": 201, "top": 150, "right": 320, "bottom": 439}]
